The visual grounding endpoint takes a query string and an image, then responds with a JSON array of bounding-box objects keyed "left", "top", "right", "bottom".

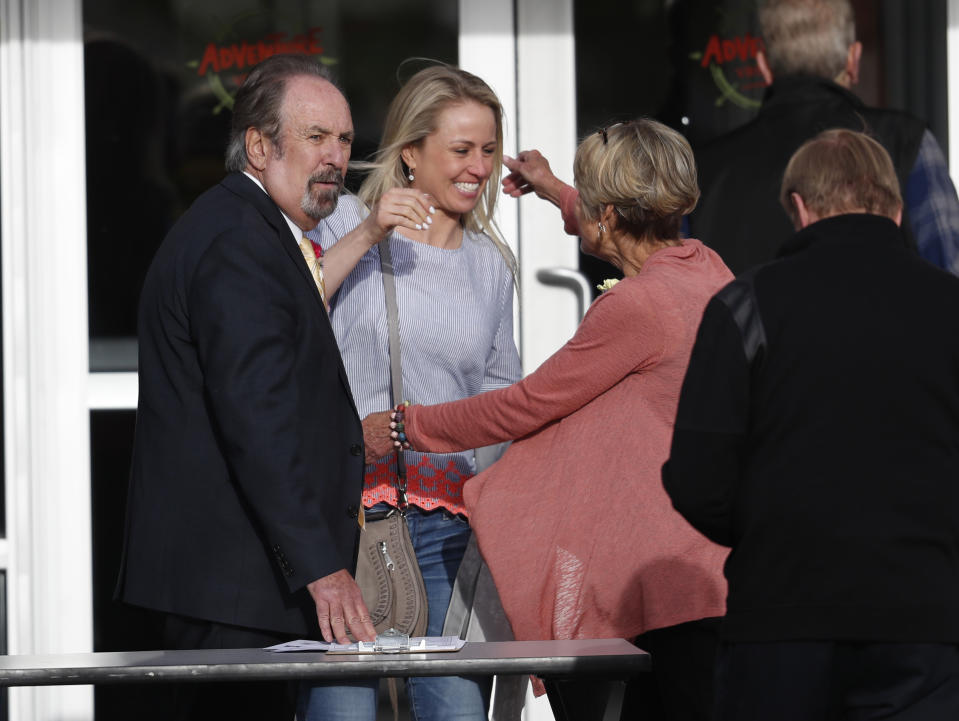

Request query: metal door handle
[{"left": 536, "top": 267, "right": 594, "bottom": 321}]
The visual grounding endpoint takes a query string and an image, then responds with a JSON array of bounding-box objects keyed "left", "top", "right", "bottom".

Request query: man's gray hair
[
  {"left": 224, "top": 54, "right": 336, "bottom": 173},
  {"left": 758, "top": 0, "right": 855, "bottom": 80}
]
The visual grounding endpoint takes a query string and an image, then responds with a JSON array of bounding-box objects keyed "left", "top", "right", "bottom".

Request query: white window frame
[
  {"left": 949, "top": 0, "right": 959, "bottom": 176},
  {"left": 1, "top": 0, "right": 94, "bottom": 718},
  {"left": 462, "top": 0, "right": 584, "bottom": 375}
]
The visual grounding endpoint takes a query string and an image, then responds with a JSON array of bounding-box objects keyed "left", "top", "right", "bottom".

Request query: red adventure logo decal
[
  {"left": 691, "top": 32, "right": 766, "bottom": 109},
  {"left": 187, "top": 27, "right": 335, "bottom": 113}
]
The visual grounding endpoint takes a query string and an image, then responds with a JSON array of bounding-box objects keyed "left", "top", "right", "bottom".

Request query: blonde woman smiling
[{"left": 300, "top": 65, "right": 520, "bottom": 721}]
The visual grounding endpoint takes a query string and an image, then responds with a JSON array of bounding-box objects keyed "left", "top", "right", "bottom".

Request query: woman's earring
[
  {"left": 408, "top": 168, "right": 415, "bottom": 183},
  {"left": 598, "top": 222, "right": 606, "bottom": 234}
]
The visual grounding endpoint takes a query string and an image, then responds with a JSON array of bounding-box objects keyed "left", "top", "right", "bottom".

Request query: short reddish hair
[{"left": 780, "top": 128, "right": 902, "bottom": 226}]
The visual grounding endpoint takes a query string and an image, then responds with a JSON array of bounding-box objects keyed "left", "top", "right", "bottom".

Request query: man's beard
[{"left": 301, "top": 170, "right": 344, "bottom": 220}]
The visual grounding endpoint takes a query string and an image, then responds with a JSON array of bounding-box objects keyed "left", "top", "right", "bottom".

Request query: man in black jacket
[
  {"left": 116, "top": 54, "right": 375, "bottom": 720},
  {"left": 689, "top": 0, "right": 959, "bottom": 275},
  {"left": 664, "top": 129, "right": 959, "bottom": 720}
]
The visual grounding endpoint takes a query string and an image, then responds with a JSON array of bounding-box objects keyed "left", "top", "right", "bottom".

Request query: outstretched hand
[
  {"left": 362, "top": 410, "right": 396, "bottom": 464},
  {"left": 307, "top": 569, "right": 376, "bottom": 644},
  {"left": 502, "top": 150, "right": 567, "bottom": 207}
]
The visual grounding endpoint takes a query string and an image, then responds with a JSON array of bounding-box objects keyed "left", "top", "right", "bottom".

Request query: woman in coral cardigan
[{"left": 365, "top": 118, "right": 733, "bottom": 721}]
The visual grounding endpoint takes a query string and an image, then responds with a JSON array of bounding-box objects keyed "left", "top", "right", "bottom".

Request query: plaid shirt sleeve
[{"left": 904, "top": 129, "right": 959, "bottom": 275}]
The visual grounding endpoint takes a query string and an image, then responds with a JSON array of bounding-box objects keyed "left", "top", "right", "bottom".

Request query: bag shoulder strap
[
  {"left": 378, "top": 238, "right": 409, "bottom": 507},
  {"left": 378, "top": 238, "right": 404, "bottom": 405}
]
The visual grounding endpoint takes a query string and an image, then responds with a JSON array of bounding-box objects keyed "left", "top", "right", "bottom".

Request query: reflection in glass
[{"left": 571, "top": 0, "right": 946, "bottom": 289}]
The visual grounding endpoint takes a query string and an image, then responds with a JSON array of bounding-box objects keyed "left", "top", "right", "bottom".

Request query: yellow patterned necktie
[
  {"left": 298, "top": 236, "right": 328, "bottom": 310},
  {"left": 299, "top": 237, "right": 359, "bottom": 524}
]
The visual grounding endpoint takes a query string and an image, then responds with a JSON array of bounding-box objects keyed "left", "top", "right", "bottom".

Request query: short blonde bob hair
[
  {"left": 574, "top": 118, "right": 699, "bottom": 242},
  {"left": 780, "top": 128, "right": 902, "bottom": 227},
  {"left": 356, "top": 64, "right": 514, "bottom": 271}
]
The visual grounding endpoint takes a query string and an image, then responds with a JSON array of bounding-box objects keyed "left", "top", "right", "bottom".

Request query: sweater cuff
[
  {"left": 559, "top": 185, "right": 580, "bottom": 235},
  {"left": 405, "top": 404, "right": 425, "bottom": 451}
]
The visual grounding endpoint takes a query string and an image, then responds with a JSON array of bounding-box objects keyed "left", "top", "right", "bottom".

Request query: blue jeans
[{"left": 297, "top": 504, "right": 491, "bottom": 721}]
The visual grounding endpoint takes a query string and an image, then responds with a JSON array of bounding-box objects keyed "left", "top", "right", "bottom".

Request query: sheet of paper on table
[{"left": 265, "top": 636, "right": 466, "bottom": 654}]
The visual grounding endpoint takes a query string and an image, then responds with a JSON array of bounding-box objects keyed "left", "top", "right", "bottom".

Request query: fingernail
[
  {"left": 415, "top": 223, "right": 422, "bottom": 230},
  {"left": 429, "top": 206, "right": 436, "bottom": 214},
  {"left": 425, "top": 216, "right": 433, "bottom": 225}
]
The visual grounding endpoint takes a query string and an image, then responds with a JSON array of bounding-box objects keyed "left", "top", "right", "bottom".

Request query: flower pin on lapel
[{"left": 596, "top": 278, "right": 620, "bottom": 293}]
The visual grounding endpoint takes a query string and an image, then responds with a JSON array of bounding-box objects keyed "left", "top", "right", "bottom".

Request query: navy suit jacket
[{"left": 117, "top": 172, "right": 365, "bottom": 635}]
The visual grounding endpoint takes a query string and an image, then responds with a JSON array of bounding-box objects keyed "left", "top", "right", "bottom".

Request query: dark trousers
[
  {"left": 544, "top": 617, "right": 720, "bottom": 721},
  {"left": 160, "top": 612, "right": 297, "bottom": 721},
  {"left": 715, "top": 640, "right": 959, "bottom": 721}
]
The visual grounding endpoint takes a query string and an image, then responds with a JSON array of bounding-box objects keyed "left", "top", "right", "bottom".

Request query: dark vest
[{"left": 688, "top": 75, "right": 925, "bottom": 274}]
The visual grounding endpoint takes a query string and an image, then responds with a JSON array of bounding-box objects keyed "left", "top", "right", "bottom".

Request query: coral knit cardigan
[{"left": 405, "top": 238, "right": 732, "bottom": 643}]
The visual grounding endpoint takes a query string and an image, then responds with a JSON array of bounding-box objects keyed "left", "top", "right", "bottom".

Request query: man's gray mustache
[{"left": 309, "top": 172, "right": 344, "bottom": 188}]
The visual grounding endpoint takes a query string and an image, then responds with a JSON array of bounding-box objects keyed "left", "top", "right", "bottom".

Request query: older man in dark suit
[{"left": 116, "top": 54, "right": 376, "bottom": 720}]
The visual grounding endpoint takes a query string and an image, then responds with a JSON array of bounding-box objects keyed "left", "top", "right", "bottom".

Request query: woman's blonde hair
[
  {"left": 356, "top": 64, "right": 515, "bottom": 272},
  {"left": 780, "top": 128, "right": 901, "bottom": 226},
  {"left": 574, "top": 118, "right": 699, "bottom": 241}
]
